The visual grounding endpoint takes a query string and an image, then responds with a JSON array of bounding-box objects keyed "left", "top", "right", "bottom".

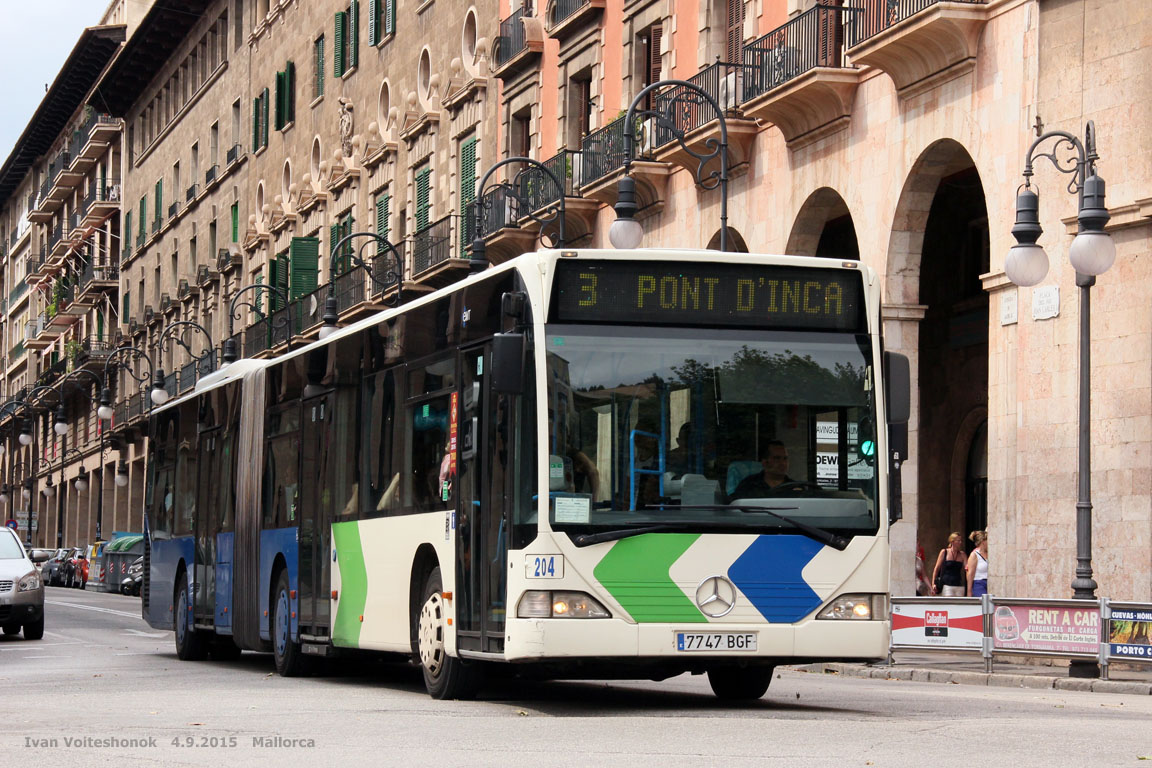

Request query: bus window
[
  {"left": 363, "top": 369, "right": 400, "bottom": 516},
  {"left": 174, "top": 401, "right": 199, "bottom": 537},
  {"left": 264, "top": 404, "right": 300, "bottom": 528}
]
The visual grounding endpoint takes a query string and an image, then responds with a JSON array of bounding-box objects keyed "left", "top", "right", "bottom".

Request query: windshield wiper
[
  {"left": 570, "top": 520, "right": 761, "bottom": 547},
  {"left": 644, "top": 504, "right": 851, "bottom": 551}
]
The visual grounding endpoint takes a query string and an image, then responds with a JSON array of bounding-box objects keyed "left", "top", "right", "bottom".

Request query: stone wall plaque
[
  {"left": 1032, "top": 285, "right": 1059, "bottom": 320},
  {"left": 1000, "top": 289, "right": 1018, "bottom": 326}
]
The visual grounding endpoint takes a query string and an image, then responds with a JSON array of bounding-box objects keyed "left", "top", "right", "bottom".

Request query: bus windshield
[{"left": 545, "top": 326, "right": 878, "bottom": 536}]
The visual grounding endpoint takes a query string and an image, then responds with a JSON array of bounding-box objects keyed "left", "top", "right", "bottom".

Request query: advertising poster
[
  {"left": 991, "top": 604, "right": 1100, "bottom": 654},
  {"left": 1108, "top": 608, "right": 1152, "bottom": 661},
  {"left": 891, "top": 602, "right": 983, "bottom": 649}
]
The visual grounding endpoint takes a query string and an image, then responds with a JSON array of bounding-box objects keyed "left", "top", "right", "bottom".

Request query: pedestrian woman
[
  {"left": 931, "top": 532, "right": 967, "bottom": 596},
  {"left": 967, "top": 530, "right": 989, "bottom": 597}
]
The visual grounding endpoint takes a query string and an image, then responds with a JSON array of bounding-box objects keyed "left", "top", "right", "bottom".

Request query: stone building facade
[{"left": 2, "top": 0, "right": 1149, "bottom": 605}]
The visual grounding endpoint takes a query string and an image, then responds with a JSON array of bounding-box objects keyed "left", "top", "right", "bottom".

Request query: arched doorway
[
  {"left": 888, "top": 140, "right": 990, "bottom": 567},
  {"left": 706, "top": 227, "right": 749, "bottom": 252},
  {"left": 785, "top": 187, "right": 859, "bottom": 259}
]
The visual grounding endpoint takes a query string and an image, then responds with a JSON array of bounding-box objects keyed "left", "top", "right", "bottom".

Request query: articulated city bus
[{"left": 142, "top": 249, "right": 909, "bottom": 700}]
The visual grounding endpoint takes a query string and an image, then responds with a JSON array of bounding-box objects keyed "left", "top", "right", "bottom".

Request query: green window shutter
[
  {"left": 385, "top": 0, "right": 395, "bottom": 36},
  {"left": 334, "top": 12, "right": 346, "bottom": 78},
  {"left": 368, "top": 0, "right": 379, "bottom": 46},
  {"left": 253, "top": 96, "right": 260, "bottom": 150},
  {"left": 261, "top": 88, "right": 270, "bottom": 149},
  {"left": 289, "top": 236, "right": 320, "bottom": 301},
  {"left": 286, "top": 61, "right": 296, "bottom": 123},
  {"left": 329, "top": 223, "right": 341, "bottom": 275},
  {"left": 155, "top": 180, "right": 162, "bottom": 221},
  {"left": 139, "top": 197, "right": 146, "bottom": 234},
  {"left": 231, "top": 203, "right": 239, "bottom": 242},
  {"left": 350, "top": 0, "right": 360, "bottom": 69},
  {"left": 459, "top": 138, "right": 477, "bottom": 256},
  {"left": 375, "top": 194, "right": 390, "bottom": 241},
  {"left": 124, "top": 211, "right": 132, "bottom": 246},
  {"left": 255, "top": 273, "right": 264, "bottom": 315},
  {"left": 315, "top": 38, "right": 325, "bottom": 97},
  {"left": 274, "top": 71, "right": 285, "bottom": 131},
  {"left": 122, "top": 293, "right": 130, "bottom": 319},
  {"left": 415, "top": 168, "right": 431, "bottom": 231}
]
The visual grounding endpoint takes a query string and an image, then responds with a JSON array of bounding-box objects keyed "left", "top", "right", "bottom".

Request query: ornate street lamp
[
  {"left": 470, "top": 157, "right": 567, "bottom": 273},
  {"left": 318, "top": 231, "right": 403, "bottom": 340},
  {"left": 1004, "top": 120, "right": 1114, "bottom": 679},
  {"left": 612, "top": 79, "right": 729, "bottom": 251},
  {"left": 99, "top": 344, "right": 154, "bottom": 421},
  {"left": 52, "top": 369, "right": 102, "bottom": 437},
  {"left": 221, "top": 282, "right": 290, "bottom": 365},
  {"left": 151, "top": 320, "right": 215, "bottom": 405}
]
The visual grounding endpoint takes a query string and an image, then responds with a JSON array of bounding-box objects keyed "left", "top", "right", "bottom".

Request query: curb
[{"left": 793, "top": 662, "right": 1152, "bottom": 695}]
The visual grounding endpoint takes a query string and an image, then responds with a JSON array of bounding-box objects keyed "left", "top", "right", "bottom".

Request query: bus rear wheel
[
  {"left": 707, "top": 666, "right": 773, "bottom": 700},
  {"left": 174, "top": 576, "right": 208, "bottom": 660},
  {"left": 272, "top": 570, "right": 308, "bottom": 677},
  {"left": 416, "top": 567, "right": 480, "bottom": 700}
]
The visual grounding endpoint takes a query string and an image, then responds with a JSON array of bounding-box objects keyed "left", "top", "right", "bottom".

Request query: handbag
[{"left": 934, "top": 573, "right": 944, "bottom": 594}]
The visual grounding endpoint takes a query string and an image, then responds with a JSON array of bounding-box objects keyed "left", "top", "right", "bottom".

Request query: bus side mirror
[
  {"left": 883, "top": 351, "right": 910, "bottom": 525},
  {"left": 492, "top": 332, "right": 525, "bottom": 395}
]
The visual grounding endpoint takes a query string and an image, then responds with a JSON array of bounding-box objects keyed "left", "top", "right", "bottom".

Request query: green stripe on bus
[
  {"left": 332, "top": 521, "right": 367, "bottom": 646},
  {"left": 593, "top": 534, "right": 707, "bottom": 623}
]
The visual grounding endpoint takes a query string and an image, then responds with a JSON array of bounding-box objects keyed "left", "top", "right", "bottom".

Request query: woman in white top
[{"left": 967, "top": 530, "right": 989, "bottom": 597}]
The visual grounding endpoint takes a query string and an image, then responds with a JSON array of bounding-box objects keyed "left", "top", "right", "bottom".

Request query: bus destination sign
[{"left": 550, "top": 260, "right": 865, "bottom": 331}]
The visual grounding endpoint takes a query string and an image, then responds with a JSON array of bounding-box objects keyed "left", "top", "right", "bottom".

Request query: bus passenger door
[
  {"left": 456, "top": 344, "right": 507, "bottom": 653},
  {"left": 298, "top": 393, "right": 331, "bottom": 636},
  {"left": 194, "top": 429, "right": 219, "bottom": 621}
]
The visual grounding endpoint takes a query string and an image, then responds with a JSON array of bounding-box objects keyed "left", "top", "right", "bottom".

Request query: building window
[
  {"left": 252, "top": 87, "right": 269, "bottom": 150},
  {"left": 567, "top": 70, "right": 593, "bottom": 149},
  {"left": 414, "top": 165, "right": 431, "bottom": 232},
  {"left": 313, "top": 36, "right": 325, "bottom": 98},
  {"left": 275, "top": 62, "right": 296, "bottom": 130},
  {"left": 330, "top": 210, "right": 355, "bottom": 275},
  {"left": 334, "top": 2, "right": 359, "bottom": 78},
  {"left": 458, "top": 138, "right": 476, "bottom": 256},
  {"left": 638, "top": 22, "right": 663, "bottom": 111}
]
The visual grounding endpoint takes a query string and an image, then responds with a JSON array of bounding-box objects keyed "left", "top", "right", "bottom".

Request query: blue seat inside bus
[{"left": 726, "top": 461, "right": 763, "bottom": 496}]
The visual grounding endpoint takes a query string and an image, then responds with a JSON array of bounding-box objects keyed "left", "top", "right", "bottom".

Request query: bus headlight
[
  {"left": 517, "top": 591, "right": 611, "bottom": 619},
  {"left": 816, "top": 594, "right": 887, "bottom": 620}
]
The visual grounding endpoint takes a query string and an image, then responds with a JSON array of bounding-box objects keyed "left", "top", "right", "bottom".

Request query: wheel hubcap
[
  {"left": 176, "top": 586, "right": 187, "bottom": 642},
  {"left": 275, "top": 589, "right": 289, "bottom": 657},
  {"left": 418, "top": 592, "right": 445, "bottom": 678}
]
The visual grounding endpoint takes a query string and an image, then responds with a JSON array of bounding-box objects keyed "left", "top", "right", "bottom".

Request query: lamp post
[
  {"left": 151, "top": 320, "right": 215, "bottom": 406},
  {"left": 318, "top": 231, "right": 403, "bottom": 340},
  {"left": 612, "top": 79, "right": 729, "bottom": 251},
  {"left": 470, "top": 157, "right": 567, "bottom": 273},
  {"left": 221, "top": 282, "right": 290, "bottom": 365},
  {"left": 51, "top": 446, "right": 84, "bottom": 549},
  {"left": 1004, "top": 120, "right": 1114, "bottom": 679}
]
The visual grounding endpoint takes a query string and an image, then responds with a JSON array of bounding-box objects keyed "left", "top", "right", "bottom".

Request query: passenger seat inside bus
[{"left": 726, "top": 461, "right": 763, "bottom": 496}]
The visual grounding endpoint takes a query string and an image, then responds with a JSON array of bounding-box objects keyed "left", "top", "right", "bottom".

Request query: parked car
[
  {"left": 121, "top": 556, "right": 143, "bottom": 597},
  {"left": 61, "top": 549, "right": 89, "bottom": 589},
  {"left": 0, "top": 527, "right": 46, "bottom": 639},
  {"left": 41, "top": 549, "right": 70, "bottom": 587}
]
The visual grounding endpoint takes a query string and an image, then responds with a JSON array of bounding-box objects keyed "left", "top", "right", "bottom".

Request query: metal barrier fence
[{"left": 890, "top": 595, "right": 1152, "bottom": 679}]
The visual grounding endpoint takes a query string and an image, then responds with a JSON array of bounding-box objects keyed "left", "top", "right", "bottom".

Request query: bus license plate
[{"left": 676, "top": 632, "right": 757, "bottom": 652}]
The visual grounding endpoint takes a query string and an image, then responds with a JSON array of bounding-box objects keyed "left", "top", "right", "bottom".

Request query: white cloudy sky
[{"left": 0, "top": 3, "right": 104, "bottom": 164}]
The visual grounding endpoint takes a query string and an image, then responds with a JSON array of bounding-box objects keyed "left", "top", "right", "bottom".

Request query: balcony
[
  {"left": 469, "top": 187, "right": 535, "bottom": 264},
  {"left": 845, "top": 0, "right": 988, "bottom": 95},
  {"left": 333, "top": 268, "right": 375, "bottom": 324},
  {"left": 514, "top": 149, "right": 598, "bottom": 243},
  {"left": 492, "top": 8, "right": 545, "bottom": 79},
  {"left": 51, "top": 151, "right": 83, "bottom": 196},
  {"left": 185, "top": 183, "right": 200, "bottom": 205},
  {"left": 151, "top": 216, "right": 162, "bottom": 236},
  {"left": 579, "top": 114, "right": 670, "bottom": 212},
  {"left": 83, "top": 180, "right": 121, "bottom": 227},
  {"left": 70, "top": 336, "right": 115, "bottom": 375},
  {"left": 226, "top": 144, "right": 244, "bottom": 165},
  {"left": 49, "top": 222, "right": 67, "bottom": 260},
  {"left": 196, "top": 264, "right": 219, "bottom": 287},
  {"left": 205, "top": 164, "right": 219, "bottom": 187},
  {"left": 648, "top": 61, "right": 760, "bottom": 177},
  {"left": 74, "top": 259, "right": 119, "bottom": 308},
  {"left": 167, "top": 200, "right": 181, "bottom": 223},
  {"left": 546, "top": 0, "right": 605, "bottom": 42},
  {"left": 217, "top": 247, "right": 242, "bottom": 272},
  {"left": 410, "top": 215, "right": 459, "bottom": 282},
  {"left": 73, "top": 111, "right": 118, "bottom": 168}
]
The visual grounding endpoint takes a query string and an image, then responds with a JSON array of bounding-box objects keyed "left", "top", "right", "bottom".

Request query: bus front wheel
[
  {"left": 707, "top": 666, "right": 773, "bottom": 700},
  {"left": 416, "top": 567, "right": 480, "bottom": 700}
]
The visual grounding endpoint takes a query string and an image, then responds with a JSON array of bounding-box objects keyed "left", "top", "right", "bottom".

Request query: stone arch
[
  {"left": 948, "top": 406, "right": 988, "bottom": 541},
  {"left": 705, "top": 227, "right": 748, "bottom": 252},
  {"left": 786, "top": 187, "right": 859, "bottom": 259}
]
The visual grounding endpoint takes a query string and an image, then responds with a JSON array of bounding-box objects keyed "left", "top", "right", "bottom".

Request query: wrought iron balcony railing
[
  {"left": 651, "top": 61, "right": 749, "bottom": 151},
  {"left": 846, "top": 0, "right": 983, "bottom": 48},
  {"left": 581, "top": 114, "right": 648, "bottom": 186},
  {"left": 518, "top": 149, "right": 581, "bottom": 213},
  {"left": 226, "top": 144, "right": 243, "bottom": 164},
  {"left": 743, "top": 4, "right": 856, "bottom": 100},
  {"left": 411, "top": 215, "right": 453, "bottom": 274},
  {"left": 495, "top": 8, "right": 529, "bottom": 67},
  {"left": 549, "top": 0, "right": 589, "bottom": 27}
]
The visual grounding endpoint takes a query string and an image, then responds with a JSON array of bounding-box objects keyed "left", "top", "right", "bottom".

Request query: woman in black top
[{"left": 931, "top": 532, "right": 967, "bottom": 596}]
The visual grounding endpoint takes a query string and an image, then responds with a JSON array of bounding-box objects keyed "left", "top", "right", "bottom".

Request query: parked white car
[{"left": 0, "top": 527, "right": 46, "bottom": 640}]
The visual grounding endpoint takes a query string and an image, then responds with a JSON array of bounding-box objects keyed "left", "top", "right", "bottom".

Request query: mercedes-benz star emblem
[{"left": 695, "top": 575, "right": 737, "bottom": 618}]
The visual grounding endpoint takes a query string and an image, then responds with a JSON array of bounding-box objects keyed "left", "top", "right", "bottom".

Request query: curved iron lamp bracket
[
  {"left": 330, "top": 231, "right": 404, "bottom": 307},
  {"left": 624, "top": 79, "right": 729, "bottom": 251},
  {"left": 104, "top": 345, "right": 155, "bottom": 385},
  {"left": 57, "top": 369, "right": 103, "bottom": 404},
  {"left": 156, "top": 320, "right": 215, "bottom": 368},
  {"left": 228, "top": 282, "right": 291, "bottom": 337},
  {"left": 1023, "top": 122, "right": 1095, "bottom": 196},
  {"left": 476, "top": 157, "right": 568, "bottom": 252}
]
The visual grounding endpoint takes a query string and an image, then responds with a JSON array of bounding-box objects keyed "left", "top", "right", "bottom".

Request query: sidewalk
[{"left": 793, "top": 651, "right": 1152, "bottom": 695}]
